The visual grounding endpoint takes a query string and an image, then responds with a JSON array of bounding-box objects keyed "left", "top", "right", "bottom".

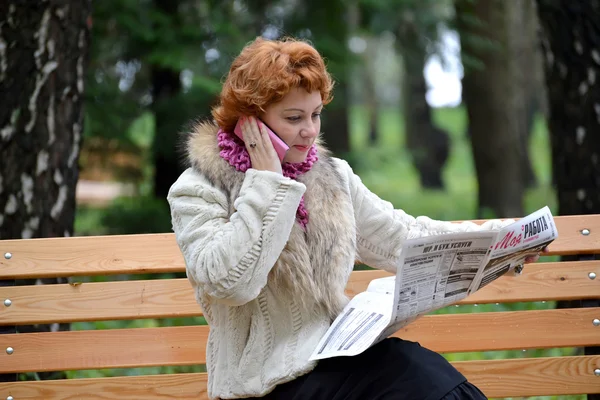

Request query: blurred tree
[
  {"left": 455, "top": 0, "right": 525, "bottom": 218},
  {"left": 360, "top": 0, "right": 452, "bottom": 188},
  {"left": 396, "top": 2, "right": 450, "bottom": 190},
  {"left": 150, "top": 0, "right": 185, "bottom": 200},
  {"left": 458, "top": 0, "right": 541, "bottom": 191},
  {"left": 284, "top": 0, "right": 352, "bottom": 156},
  {"left": 349, "top": 2, "right": 380, "bottom": 146},
  {"left": 362, "top": 41, "right": 380, "bottom": 147},
  {"left": 0, "top": 0, "right": 92, "bottom": 381},
  {"left": 512, "top": 0, "right": 543, "bottom": 189},
  {"left": 537, "top": 1, "right": 600, "bottom": 384}
]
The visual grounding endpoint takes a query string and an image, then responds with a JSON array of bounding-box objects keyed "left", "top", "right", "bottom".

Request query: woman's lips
[{"left": 293, "top": 145, "right": 309, "bottom": 151}]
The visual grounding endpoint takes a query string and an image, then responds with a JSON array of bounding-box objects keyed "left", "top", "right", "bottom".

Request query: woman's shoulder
[{"left": 168, "top": 167, "right": 222, "bottom": 200}]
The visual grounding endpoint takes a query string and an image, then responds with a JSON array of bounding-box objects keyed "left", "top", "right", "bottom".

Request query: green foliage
[
  {"left": 359, "top": 0, "right": 456, "bottom": 69},
  {"left": 100, "top": 195, "right": 172, "bottom": 234}
]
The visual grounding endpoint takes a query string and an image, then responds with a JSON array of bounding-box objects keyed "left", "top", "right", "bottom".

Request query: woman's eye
[
  {"left": 312, "top": 113, "right": 321, "bottom": 119},
  {"left": 286, "top": 116, "right": 301, "bottom": 122}
]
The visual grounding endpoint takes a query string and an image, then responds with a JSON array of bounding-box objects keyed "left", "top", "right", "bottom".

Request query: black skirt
[{"left": 249, "top": 338, "right": 487, "bottom": 400}]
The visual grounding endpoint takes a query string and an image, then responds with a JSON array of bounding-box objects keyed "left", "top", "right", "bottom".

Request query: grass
[{"left": 71, "top": 106, "right": 586, "bottom": 399}]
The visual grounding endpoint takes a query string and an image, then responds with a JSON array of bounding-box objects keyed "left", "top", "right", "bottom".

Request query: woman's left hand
[{"left": 523, "top": 246, "right": 550, "bottom": 264}]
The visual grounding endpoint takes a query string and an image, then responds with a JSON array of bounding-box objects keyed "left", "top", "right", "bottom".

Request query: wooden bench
[{"left": 0, "top": 214, "right": 599, "bottom": 399}]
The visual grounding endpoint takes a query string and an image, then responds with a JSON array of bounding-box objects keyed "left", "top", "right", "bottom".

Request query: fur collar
[{"left": 182, "top": 121, "right": 356, "bottom": 318}]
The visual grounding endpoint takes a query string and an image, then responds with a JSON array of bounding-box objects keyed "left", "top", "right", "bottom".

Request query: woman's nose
[{"left": 301, "top": 122, "right": 318, "bottom": 138}]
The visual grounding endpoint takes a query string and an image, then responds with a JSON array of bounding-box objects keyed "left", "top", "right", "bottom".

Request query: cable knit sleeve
[
  {"left": 334, "top": 159, "right": 513, "bottom": 273},
  {"left": 167, "top": 167, "right": 306, "bottom": 306}
]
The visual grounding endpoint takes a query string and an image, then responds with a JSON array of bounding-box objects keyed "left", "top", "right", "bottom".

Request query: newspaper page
[
  {"left": 309, "top": 232, "right": 496, "bottom": 361},
  {"left": 309, "top": 290, "right": 394, "bottom": 359},
  {"left": 472, "top": 206, "right": 558, "bottom": 291},
  {"left": 390, "top": 232, "right": 497, "bottom": 326},
  {"left": 309, "top": 206, "right": 557, "bottom": 361}
]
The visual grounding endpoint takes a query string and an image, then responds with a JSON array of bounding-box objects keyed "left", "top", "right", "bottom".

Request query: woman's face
[{"left": 260, "top": 88, "right": 323, "bottom": 163}]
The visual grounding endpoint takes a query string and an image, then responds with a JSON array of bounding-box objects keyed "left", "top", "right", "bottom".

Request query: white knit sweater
[{"left": 168, "top": 150, "right": 509, "bottom": 399}]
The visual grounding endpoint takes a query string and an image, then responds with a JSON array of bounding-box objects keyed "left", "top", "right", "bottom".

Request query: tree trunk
[
  {"left": 398, "top": 18, "right": 450, "bottom": 190},
  {"left": 151, "top": 66, "right": 184, "bottom": 200},
  {"left": 150, "top": 0, "right": 184, "bottom": 201},
  {"left": 536, "top": 4, "right": 600, "bottom": 394},
  {"left": 365, "top": 67, "right": 379, "bottom": 146},
  {"left": 0, "top": 0, "right": 91, "bottom": 381},
  {"left": 349, "top": 2, "right": 379, "bottom": 147},
  {"left": 537, "top": 0, "right": 600, "bottom": 216},
  {"left": 512, "top": 0, "right": 540, "bottom": 189},
  {"left": 456, "top": 0, "right": 525, "bottom": 219},
  {"left": 321, "top": 80, "right": 351, "bottom": 156}
]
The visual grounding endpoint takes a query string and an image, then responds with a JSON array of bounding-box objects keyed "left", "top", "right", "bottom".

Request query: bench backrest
[{"left": 1, "top": 214, "right": 599, "bottom": 399}]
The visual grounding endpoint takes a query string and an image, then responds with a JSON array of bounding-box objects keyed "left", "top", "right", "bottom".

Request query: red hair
[{"left": 212, "top": 37, "right": 334, "bottom": 133}]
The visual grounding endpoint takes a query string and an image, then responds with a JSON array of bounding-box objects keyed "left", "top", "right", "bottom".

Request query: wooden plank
[
  {"left": 0, "top": 325, "right": 208, "bottom": 373},
  {"left": 0, "top": 278, "right": 202, "bottom": 325},
  {"left": 3, "top": 261, "right": 599, "bottom": 326},
  {"left": 1, "top": 308, "right": 598, "bottom": 373},
  {"left": 543, "top": 214, "right": 600, "bottom": 255},
  {"left": 455, "top": 355, "right": 600, "bottom": 397},
  {"left": 1, "top": 356, "right": 598, "bottom": 398},
  {"left": 462, "top": 259, "right": 600, "bottom": 305},
  {"left": 345, "top": 260, "right": 600, "bottom": 305},
  {"left": 0, "top": 233, "right": 185, "bottom": 279},
  {"left": 0, "top": 373, "right": 209, "bottom": 400},
  {"left": 395, "top": 308, "right": 600, "bottom": 354},
  {"left": 0, "top": 326, "right": 210, "bottom": 373},
  {"left": 1, "top": 215, "right": 599, "bottom": 279}
]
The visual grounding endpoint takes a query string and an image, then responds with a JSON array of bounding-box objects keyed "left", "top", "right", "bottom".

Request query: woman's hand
[
  {"left": 523, "top": 246, "right": 550, "bottom": 264},
  {"left": 241, "top": 116, "right": 283, "bottom": 175},
  {"left": 512, "top": 247, "right": 548, "bottom": 276}
]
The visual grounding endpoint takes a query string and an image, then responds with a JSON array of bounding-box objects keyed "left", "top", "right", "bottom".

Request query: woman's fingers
[
  {"left": 241, "top": 116, "right": 283, "bottom": 174},
  {"left": 242, "top": 117, "right": 260, "bottom": 151},
  {"left": 524, "top": 246, "right": 549, "bottom": 264},
  {"left": 257, "top": 119, "right": 277, "bottom": 156},
  {"left": 524, "top": 255, "right": 539, "bottom": 264}
]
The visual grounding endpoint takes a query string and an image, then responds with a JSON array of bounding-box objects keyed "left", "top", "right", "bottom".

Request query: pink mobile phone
[{"left": 234, "top": 117, "right": 289, "bottom": 162}]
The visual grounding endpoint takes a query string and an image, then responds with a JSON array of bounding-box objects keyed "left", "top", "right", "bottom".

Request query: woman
[{"left": 168, "top": 37, "right": 540, "bottom": 400}]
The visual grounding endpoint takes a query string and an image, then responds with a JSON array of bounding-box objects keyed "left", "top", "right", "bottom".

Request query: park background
[{"left": 1, "top": 1, "right": 599, "bottom": 399}]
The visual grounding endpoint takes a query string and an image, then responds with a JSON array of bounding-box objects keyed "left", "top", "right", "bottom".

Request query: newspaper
[{"left": 309, "top": 206, "right": 558, "bottom": 361}]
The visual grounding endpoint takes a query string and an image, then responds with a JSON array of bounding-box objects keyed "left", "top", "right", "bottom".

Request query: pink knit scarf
[{"left": 217, "top": 129, "right": 318, "bottom": 230}]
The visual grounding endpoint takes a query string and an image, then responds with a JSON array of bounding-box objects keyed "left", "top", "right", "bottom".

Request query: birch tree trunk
[
  {"left": 536, "top": 4, "right": 600, "bottom": 396},
  {"left": 0, "top": 0, "right": 91, "bottom": 381},
  {"left": 537, "top": 0, "right": 600, "bottom": 215}
]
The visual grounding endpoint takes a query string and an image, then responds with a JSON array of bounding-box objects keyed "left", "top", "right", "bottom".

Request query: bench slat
[
  {"left": 458, "top": 355, "right": 600, "bottom": 396},
  {"left": 0, "top": 233, "right": 184, "bottom": 279},
  {"left": 1, "top": 355, "right": 599, "bottom": 398},
  {"left": 2, "top": 261, "right": 599, "bottom": 326},
  {"left": 1, "top": 214, "right": 599, "bottom": 279},
  {"left": 2, "top": 308, "right": 598, "bottom": 373}
]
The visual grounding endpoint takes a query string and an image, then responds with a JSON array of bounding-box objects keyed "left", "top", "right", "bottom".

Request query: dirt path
[{"left": 76, "top": 180, "right": 136, "bottom": 206}]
